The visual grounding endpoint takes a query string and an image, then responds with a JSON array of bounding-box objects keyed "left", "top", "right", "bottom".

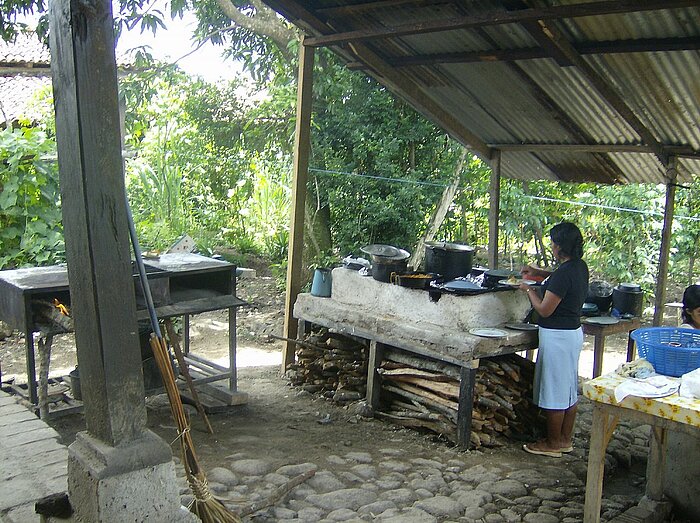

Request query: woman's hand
[{"left": 521, "top": 264, "right": 550, "bottom": 282}]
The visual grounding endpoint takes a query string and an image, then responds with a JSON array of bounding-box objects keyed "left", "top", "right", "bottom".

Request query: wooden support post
[
  {"left": 366, "top": 340, "right": 385, "bottom": 411},
  {"left": 50, "top": 0, "right": 148, "bottom": 445},
  {"left": 488, "top": 150, "right": 501, "bottom": 269},
  {"left": 653, "top": 159, "right": 678, "bottom": 326},
  {"left": 456, "top": 362, "right": 477, "bottom": 449},
  {"left": 584, "top": 405, "right": 619, "bottom": 522},
  {"left": 282, "top": 40, "right": 315, "bottom": 373},
  {"left": 646, "top": 426, "right": 668, "bottom": 501}
]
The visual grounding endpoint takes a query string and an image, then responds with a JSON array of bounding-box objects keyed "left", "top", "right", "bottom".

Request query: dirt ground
[{"left": 0, "top": 273, "right": 649, "bottom": 497}]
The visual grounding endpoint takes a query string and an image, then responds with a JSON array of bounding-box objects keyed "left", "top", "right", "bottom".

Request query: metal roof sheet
[{"left": 263, "top": 0, "right": 700, "bottom": 184}]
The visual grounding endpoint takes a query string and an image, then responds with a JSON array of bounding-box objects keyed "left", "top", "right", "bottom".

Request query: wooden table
[
  {"left": 293, "top": 291, "right": 537, "bottom": 448},
  {"left": 0, "top": 254, "right": 248, "bottom": 412},
  {"left": 582, "top": 373, "right": 700, "bottom": 522},
  {"left": 581, "top": 317, "right": 641, "bottom": 378}
]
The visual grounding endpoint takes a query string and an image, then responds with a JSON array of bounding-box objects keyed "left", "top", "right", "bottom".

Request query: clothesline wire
[{"left": 308, "top": 167, "right": 700, "bottom": 223}]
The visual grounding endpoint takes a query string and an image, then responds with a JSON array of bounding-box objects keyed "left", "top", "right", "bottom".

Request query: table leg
[
  {"left": 183, "top": 314, "right": 190, "bottom": 355},
  {"left": 457, "top": 365, "right": 477, "bottom": 450},
  {"left": 592, "top": 334, "right": 605, "bottom": 378},
  {"left": 584, "top": 405, "right": 619, "bottom": 522},
  {"left": 25, "top": 329, "right": 38, "bottom": 405},
  {"left": 645, "top": 426, "right": 667, "bottom": 500},
  {"left": 626, "top": 331, "right": 636, "bottom": 362},
  {"left": 228, "top": 306, "right": 237, "bottom": 392},
  {"left": 366, "top": 340, "right": 384, "bottom": 411}
]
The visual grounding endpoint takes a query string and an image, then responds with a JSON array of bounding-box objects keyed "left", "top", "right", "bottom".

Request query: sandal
[
  {"left": 522, "top": 443, "right": 562, "bottom": 458},
  {"left": 560, "top": 445, "right": 574, "bottom": 453}
]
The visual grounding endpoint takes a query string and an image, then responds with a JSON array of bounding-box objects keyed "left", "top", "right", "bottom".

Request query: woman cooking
[{"left": 519, "top": 222, "right": 589, "bottom": 458}]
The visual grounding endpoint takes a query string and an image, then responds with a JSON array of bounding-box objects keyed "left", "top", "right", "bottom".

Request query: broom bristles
[{"left": 149, "top": 335, "right": 242, "bottom": 523}]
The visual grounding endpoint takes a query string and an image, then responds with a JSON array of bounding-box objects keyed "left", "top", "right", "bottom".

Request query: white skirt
[{"left": 533, "top": 326, "right": 583, "bottom": 409}]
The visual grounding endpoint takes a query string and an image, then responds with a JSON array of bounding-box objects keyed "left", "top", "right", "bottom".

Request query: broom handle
[{"left": 125, "top": 195, "right": 162, "bottom": 338}]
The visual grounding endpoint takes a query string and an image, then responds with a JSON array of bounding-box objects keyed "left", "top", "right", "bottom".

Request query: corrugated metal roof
[{"left": 263, "top": 0, "right": 700, "bottom": 185}]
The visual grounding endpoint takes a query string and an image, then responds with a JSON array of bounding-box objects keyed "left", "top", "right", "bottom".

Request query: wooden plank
[
  {"left": 382, "top": 375, "right": 459, "bottom": 400},
  {"left": 283, "top": 40, "right": 315, "bottom": 372},
  {"left": 135, "top": 295, "right": 246, "bottom": 321},
  {"left": 366, "top": 340, "right": 384, "bottom": 410}
]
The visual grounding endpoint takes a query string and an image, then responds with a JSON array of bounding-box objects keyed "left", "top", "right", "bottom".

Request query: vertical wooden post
[
  {"left": 366, "top": 341, "right": 385, "bottom": 410},
  {"left": 282, "top": 40, "right": 315, "bottom": 373},
  {"left": 653, "top": 158, "right": 678, "bottom": 326},
  {"left": 488, "top": 150, "right": 501, "bottom": 269},
  {"left": 457, "top": 364, "right": 477, "bottom": 449},
  {"left": 50, "top": 0, "right": 147, "bottom": 445}
]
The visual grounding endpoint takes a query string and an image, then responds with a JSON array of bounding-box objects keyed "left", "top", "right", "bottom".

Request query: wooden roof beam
[
  {"left": 488, "top": 143, "right": 700, "bottom": 159},
  {"left": 305, "top": 0, "right": 699, "bottom": 47},
  {"left": 526, "top": 17, "right": 668, "bottom": 166},
  {"left": 390, "top": 37, "right": 700, "bottom": 66}
]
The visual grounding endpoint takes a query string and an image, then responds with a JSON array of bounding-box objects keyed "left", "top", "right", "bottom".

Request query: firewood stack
[
  {"left": 377, "top": 353, "right": 545, "bottom": 448},
  {"left": 286, "top": 328, "right": 368, "bottom": 402},
  {"left": 287, "top": 328, "right": 544, "bottom": 448}
]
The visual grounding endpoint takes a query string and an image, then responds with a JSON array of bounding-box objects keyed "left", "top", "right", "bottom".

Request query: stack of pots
[
  {"left": 361, "top": 244, "right": 411, "bottom": 283},
  {"left": 586, "top": 280, "right": 614, "bottom": 313},
  {"left": 612, "top": 282, "right": 644, "bottom": 317},
  {"left": 424, "top": 242, "right": 475, "bottom": 281}
]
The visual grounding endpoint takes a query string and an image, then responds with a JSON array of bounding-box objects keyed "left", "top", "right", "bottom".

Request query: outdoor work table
[
  {"left": 582, "top": 373, "right": 700, "bottom": 523},
  {"left": 581, "top": 317, "right": 641, "bottom": 378},
  {"left": 0, "top": 253, "right": 248, "bottom": 411},
  {"left": 293, "top": 269, "right": 538, "bottom": 448}
]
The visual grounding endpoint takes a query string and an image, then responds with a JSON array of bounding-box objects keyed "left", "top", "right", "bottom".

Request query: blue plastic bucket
[{"left": 311, "top": 268, "right": 332, "bottom": 297}]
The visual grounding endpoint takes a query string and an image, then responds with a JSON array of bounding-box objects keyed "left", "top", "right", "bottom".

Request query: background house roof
[
  {"left": 262, "top": 0, "right": 700, "bottom": 185},
  {"left": 0, "top": 33, "right": 51, "bottom": 125}
]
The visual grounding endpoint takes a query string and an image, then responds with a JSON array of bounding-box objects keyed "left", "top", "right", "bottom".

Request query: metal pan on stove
[{"left": 442, "top": 280, "right": 483, "bottom": 292}]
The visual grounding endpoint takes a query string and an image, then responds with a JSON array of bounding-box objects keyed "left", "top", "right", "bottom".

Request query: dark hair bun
[{"left": 550, "top": 222, "right": 584, "bottom": 259}]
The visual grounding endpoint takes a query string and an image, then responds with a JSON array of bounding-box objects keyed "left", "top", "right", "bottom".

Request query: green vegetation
[{"left": 0, "top": 3, "right": 698, "bottom": 303}]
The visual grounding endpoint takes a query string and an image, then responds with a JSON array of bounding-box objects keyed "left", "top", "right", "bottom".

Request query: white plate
[
  {"left": 583, "top": 316, "right": 620, "bottom": 325},
  {"left": 498, "top": 278, "right": 537, "bottom": 287},
  {"left": 469, "top": 328, "right": 509, "bottom": 338}
]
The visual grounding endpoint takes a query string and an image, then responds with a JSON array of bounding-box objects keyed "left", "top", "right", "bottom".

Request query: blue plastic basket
[{"left": 630, "top": 327, "right": 700, "bottom": 377}]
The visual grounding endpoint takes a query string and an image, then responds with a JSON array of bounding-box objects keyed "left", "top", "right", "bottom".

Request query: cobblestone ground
[{"left": 169, "top": 391, "right": 649, "bottom": 523}]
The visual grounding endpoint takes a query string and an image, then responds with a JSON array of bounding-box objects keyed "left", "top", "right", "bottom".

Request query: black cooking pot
[
  {"left": 371, "top": 258, "right": 409, "bottom": 283},
  {"left": 612, "top": 284, "right": 644, "bottom": 317},
  {"left": 483, "top": 269, "right": 518, "bottom": 288},
  {"left": 424, "top": 242, "right": 475, "bottom": 281},
  {"left": 390, "top": 271, "right": 439, "bottom": 290}
]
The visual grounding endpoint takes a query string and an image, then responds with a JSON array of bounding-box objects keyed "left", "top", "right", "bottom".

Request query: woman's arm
[{"left": 520, "top": 286, "right": 562, "bottom": 318}]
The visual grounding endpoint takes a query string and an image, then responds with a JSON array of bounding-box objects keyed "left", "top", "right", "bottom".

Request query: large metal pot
[
  {"left": 361, "top": 244, "right": 411, "bottom": 283},
  {"left": 371, "top": 258, "right": 408, "bottom": 282},
  {"left": 424, "top": 242, "right": 475, "bottom": 281},
  {"left": 612, "top": 284, "right": 643, "bottom": 317}
]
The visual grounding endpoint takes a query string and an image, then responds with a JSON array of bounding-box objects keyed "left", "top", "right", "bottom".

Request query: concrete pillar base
[{"left": 67, "top": 430, "right": 198, "bottom": 522}]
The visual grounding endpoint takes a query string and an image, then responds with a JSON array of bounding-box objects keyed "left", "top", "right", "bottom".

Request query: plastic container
[
  {"left": 631, "top": 327, "right": 700, "bottom": 377},
  {"left": 68, "top": 366, "right": 82, "bottom": 401},
  {"left": 311, "top": 268, "right": 332, "bottom": 297}
]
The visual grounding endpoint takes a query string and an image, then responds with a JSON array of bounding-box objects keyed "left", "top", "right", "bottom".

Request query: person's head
[
  {"left": 549, "top": 222, "right": 584, "bottom": 261},
  {"left": 682, "top": 284, "right": 700, "bottom": 328}
]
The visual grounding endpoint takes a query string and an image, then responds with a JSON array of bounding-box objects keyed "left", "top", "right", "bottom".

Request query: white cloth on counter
[
  {"left": 680, "top": 368, "right": 700, "bottom": 399},
  {"left": 613, "top": 375, "right": 680, "bottom": 403}
]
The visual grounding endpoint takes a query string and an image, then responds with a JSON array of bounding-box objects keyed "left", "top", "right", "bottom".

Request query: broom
[{"left": 125, "top": 197, "right": 241, "bottom": 523}]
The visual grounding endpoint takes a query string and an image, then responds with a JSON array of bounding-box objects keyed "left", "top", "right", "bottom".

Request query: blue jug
[{"left": 311, "top": 268, "right": 332, "bottom": 297}]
